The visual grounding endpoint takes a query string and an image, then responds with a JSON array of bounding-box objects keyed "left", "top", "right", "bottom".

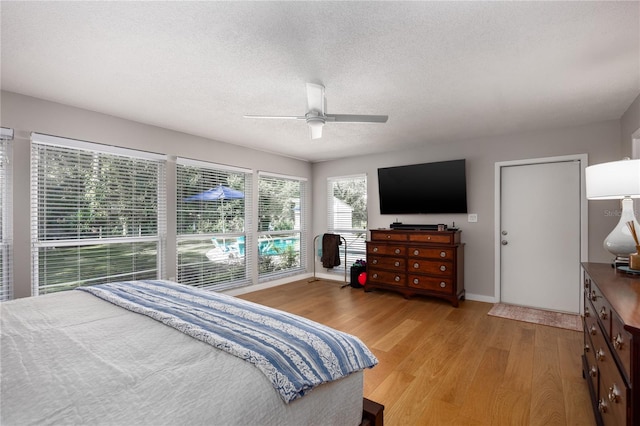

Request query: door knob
[{"left": 501, "top": 240, "right": 508, "bottom": 245}]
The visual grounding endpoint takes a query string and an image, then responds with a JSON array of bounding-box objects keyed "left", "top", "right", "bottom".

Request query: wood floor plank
[
  {"left": 530, "top": 344, "right": 567, "bottom": 425},
  {"left": 502, "top": 326, "right": 535, "bottom": 392},
  {"left": 237, "top": 279, "right": 595, "bottom": 426}
]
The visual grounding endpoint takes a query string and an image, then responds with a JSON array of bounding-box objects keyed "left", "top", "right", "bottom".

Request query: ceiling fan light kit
[{"left": 244, "top": 83, "right": 388, "bottom": 139}]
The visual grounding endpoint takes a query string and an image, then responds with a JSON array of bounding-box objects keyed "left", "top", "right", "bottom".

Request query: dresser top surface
[{"left": 582, "top": 262, "right": 640, "bottom": 334}]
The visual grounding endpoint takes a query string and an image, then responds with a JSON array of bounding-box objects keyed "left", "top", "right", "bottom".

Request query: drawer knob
[
  {"left": 590, "top": 366, "right": 597, "bottom": 378},
  {"left": 373, "top": 273, "right": 378, "bottom": 279},
  {"left": 395, "top": 248, "right": 400, "bottom": 254},
  {"left": 394, "top": 261, "right": 400, "bottom": 267},
  {"left": 440, "top": 282, "right": 446, "bottom": 288},
  {"left": 394, "top": 276, "right": 400, "bottom": 282},
  {"left": 596, "top": 348, "right": 605, "bottom": 362},
  {"left": 440, "top": 265, "right": 447, "bottom": 272},
  {"left": 413, "top": 278, "right": 419, "bottom": 284},
  {"left": 612, "top": 333, "right": 624, "bottom": 350},
  {"left": 599, "top": 306, "right": 608, "bottom": 320},
  {"left": 584, "top": 343, "right": 590, "bottom": 353},
  {"left": 413, "top": 262, "right": 420, "bottom": 269},
  {"left": 413, "top": 249, "right": 419, "bottom": 255},
  {"left": 440, "top": 251, "right": 446, "bottom": 258},
  {"left": 591, "top": 290, "right": 597, "bottom": 302},
  {"left": 373, "top": 247, "right": 378, "bottom": 252},
  {"left": 386, "top": 235, "right": 391, "bottom": 239},
  {"left": 584, "top": 307, "right": 590, "bottom": 317},
  {"left": 607, "top": 384, "right": 620, "bottom": 404},
  {"left": 598, "top": 399, "right": 608, "bottom": 413},
  {"left": 427, "top": 236, "right": 431, "bottom": 240},
  {"left": 590, "top": 325, "right": 597, "bottom": 336},
  {"left": 372, "top": 259, "right": 378, "bottom": 264}
]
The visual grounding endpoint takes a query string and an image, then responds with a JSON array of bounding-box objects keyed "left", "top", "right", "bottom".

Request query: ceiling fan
[{"left": 244, "top": 83, "right": 388, "bottom": 139}]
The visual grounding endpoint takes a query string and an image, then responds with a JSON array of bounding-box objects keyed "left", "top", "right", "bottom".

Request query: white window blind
[
  {"left": 0, "top": 128, "right": 13, "bottom": 300},
  {"left": 258, "top": 172, "right": 306, "bottom": 280},
  {"left": 31, "top": 133, "right": 167, "bottom": 295},
  {"left": 327, "top": 174, "right": 368, "bottom": 270},
  {"left": 176, "top": 158, "right": 252, "bottom": 290}
]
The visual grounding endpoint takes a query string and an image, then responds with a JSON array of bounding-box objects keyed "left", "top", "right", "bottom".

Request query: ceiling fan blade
[
  {"left": 326, "top": 114, "right": 388, "bottom": 123},
  {"left": 306, "top": 83, "right": 325, "bottom": 114},
  {"left": 310, "top": 124, "right": 323, "bottom": 139},
  {"left": 243, "top": 115, "right": 305, "bottom": 120}
]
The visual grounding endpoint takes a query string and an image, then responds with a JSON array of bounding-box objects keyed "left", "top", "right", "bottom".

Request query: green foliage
[
  {"left": 176, "top": 166, "right": 245, "bottom": 235},
  {"left": 258, "top": 178, "right": 299, "bottom": 232},
  {"left": 37, "top": 148, "right": 159, "bottom": 240},
  {"left": 333, "top": 179, "right": 367, "bottom": 229}
]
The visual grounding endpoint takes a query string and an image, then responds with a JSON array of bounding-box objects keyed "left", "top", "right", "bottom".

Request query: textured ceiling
[{"left": 1, "top": 1, "right": 639, "bottom": 162}]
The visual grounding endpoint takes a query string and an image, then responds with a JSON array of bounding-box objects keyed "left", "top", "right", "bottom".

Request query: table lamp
[{"left": 586, "top": 158, "right": 640, "bottom": 266}]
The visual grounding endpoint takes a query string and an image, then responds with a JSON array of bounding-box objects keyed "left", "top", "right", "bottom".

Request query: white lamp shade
[{"left": 585, "top": 158, "right": 640, "bottom": 199}]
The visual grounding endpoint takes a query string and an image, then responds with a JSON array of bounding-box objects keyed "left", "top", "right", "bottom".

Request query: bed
[{"left": 1, "top": 280, "right": 378, "bottom": 425}]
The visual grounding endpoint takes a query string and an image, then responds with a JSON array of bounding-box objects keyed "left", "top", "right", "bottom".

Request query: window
[
  {"left": 327, "top": 174, "right": 368, "bottom": 270},
  {"left": 258, "top": 172, "right": 307, "bottom": 279},
  {"left": 31, "top": 133, "right": 166, "bottom": 295},
  {"left": 0, "top": 128, "right": 13, "bottom": 300},
  {"left": 176, "top": 158, "right": 252, "bottom": 290}
]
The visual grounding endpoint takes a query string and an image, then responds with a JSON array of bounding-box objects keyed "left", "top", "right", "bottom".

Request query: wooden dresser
[
  {"left": 581, "top": 263, "right": 640, "bottom": 426},
  {"left": 365, "top": 229, "right": 464, "bottom": 307}
]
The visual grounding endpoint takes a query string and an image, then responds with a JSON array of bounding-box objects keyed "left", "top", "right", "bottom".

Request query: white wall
[
  {"left": 621, "top": 93, "right": 640, "bottom": 157},
  {"left": 1, "top": 91, "right": 312, "bottom": 298},
  {"left": 312, "top": 119, "right": 623, "bottom": 300}
]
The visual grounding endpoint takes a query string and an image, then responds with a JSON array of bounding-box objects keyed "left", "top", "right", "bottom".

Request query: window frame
[
  {"left": 176, "top": 157, "right": 253, "bottom": 290},
  {"left": 327, "top": 173, "right": 368, "bottom": 272},
  {"left": 0, "top": 128, "right": 13, "bottom": 300},
  {"left": 257, "top": 171, "right": 307, "bottom": 281},
  {"left": 30, "top": 133, "right": 167, "bottom": 295}
]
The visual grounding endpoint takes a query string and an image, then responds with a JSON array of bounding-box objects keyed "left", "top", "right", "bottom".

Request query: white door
[{"left": 500, "top": 160, "right": 581, "bottom": 313}]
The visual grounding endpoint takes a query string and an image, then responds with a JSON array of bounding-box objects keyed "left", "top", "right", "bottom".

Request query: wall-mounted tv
[{"left": 378, "top": 159, "right": 468, "bottom": 214}]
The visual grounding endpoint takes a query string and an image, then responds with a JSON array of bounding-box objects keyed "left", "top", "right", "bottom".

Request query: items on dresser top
[
  {"left": 581, "top": 263, "right": 640, "bottom": 426},
  {"left": 365, "top": 229, "right": 464, "bottom": 307}
]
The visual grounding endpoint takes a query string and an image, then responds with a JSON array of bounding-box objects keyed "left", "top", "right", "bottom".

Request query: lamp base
[
  {"left": 604, "top": 197, "right": 640, "bottom": 265},
  {"left": 612, "top": 256, "right": 630, "bottom": 268}
]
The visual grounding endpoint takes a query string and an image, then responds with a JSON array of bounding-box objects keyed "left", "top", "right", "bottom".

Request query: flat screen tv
[{"left": 378, "top": 159, "right": 467, "bottom": 214}]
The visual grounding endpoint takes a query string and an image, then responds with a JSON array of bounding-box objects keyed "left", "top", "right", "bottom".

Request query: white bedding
[{"left": 1, "top": 290, "right": 363, "bottom": 426}]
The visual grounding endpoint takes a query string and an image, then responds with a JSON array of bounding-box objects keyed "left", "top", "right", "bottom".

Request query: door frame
[{"left": 494, "top": 154, "right": 588, "bottom": 312}]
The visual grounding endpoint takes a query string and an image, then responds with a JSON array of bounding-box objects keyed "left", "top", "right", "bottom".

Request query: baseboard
[{"left": 464, "top": 292, "right": 498, "bottom": 303}]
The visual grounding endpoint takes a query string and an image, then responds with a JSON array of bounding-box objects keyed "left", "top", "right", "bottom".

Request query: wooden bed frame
[{"left": 361, "top": 398, "right": 384, "bottom": 426}]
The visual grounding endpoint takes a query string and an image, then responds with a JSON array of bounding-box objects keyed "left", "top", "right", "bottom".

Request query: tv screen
[{"left": 378, "top": 159, "right": 468, "bottom": 214}]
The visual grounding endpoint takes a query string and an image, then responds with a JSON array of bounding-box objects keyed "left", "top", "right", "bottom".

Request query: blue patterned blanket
[{"left": 77, "top": 280, "right": 378, "bottom": 403}]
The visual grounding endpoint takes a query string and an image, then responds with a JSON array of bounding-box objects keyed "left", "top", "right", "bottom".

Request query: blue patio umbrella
[
  {"left": 183, "top": 184, "right": 244, "bottom": 235},
  {"left": 183, "top": 185, "right": 244, "bottom": 202}
]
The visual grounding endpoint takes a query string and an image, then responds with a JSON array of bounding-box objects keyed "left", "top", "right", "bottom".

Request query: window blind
[
  {"left": 0, "top": 129, "right": 13, "bottom": 300},
  {"left": 327, "top": 174, "right": 368, "bottom": 269},
  {"left": 257, "top": 172, "right": 306, "bottom": 280},
  {"left": 176, "top": 157, "right": 252, "bottom": 290},
  {"left": 31, "top": 133, "right": 166, "bottom": 295}
]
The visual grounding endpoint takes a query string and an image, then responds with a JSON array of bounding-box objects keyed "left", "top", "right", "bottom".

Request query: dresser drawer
[
  {"left": 408, "top": 274, "right": 453, "bottom": 294},
  {"left": 584, "top": 321, "right": 599, "bottom": 393},
  {"left": 408, "top": 247, "right": 454, "bottom": 260},
  {"left": 408, "top": 233, "right": 453, "bottom": 244},
  {"left": 367, "top": 244, "right": 406, "bottom": 256},
  {"left": 597, "top": 339, "right": 629, "bottom": 426},
  {"left": 368, "top": 269, "right": 405, "bottom": 286},
  {"left": 370, "top": 231, "right": 408, "bottom": 242},
  {"left": 408, "top": 259, "right": 453, "bottom": 276},
  {"left": 588, "top": 284, "right": 612, "bottom": 334},
  {"left": 368, "top": 256, "right": 405, "bottom": 271},
  {"left": 611, "top": 312, "right": 633, "bottom": 384}
]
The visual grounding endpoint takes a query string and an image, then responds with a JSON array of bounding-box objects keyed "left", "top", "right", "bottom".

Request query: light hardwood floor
[{"left": 238, "top": 278, "right": 595, "bottom": 426}]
